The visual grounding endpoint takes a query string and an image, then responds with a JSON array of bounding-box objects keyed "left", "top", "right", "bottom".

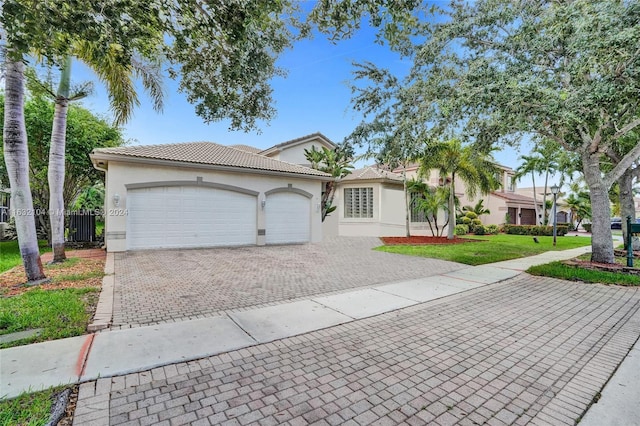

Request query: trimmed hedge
[
  {"left": 503, "top": 224, "right": 568, "bottom": 236},
  {"left": 455, "top": 224, "right": 469, "bottom": 235},
  {"left": 582, "top": 223, "right": 592, "bottom": 232}
]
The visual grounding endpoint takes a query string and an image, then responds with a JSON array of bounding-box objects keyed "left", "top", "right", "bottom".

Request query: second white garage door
[
  {"left": 127, "top": 186, "right": 257, "bottom": 250},
  {"left": 265, "top": 192, "right": 311, "bottom": 244}
]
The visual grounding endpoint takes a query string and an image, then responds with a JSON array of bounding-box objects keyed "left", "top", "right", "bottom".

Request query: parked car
[{"left": 611, "top": 218, "right": 622, "bottom": 229}]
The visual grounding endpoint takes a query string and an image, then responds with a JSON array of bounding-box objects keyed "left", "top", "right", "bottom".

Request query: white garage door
[
  {"left": 265, "top": 192, "right": 311, "bottom": 244},
  {"left": 127, "top": 186, "right": 256, "bottom": 250}
]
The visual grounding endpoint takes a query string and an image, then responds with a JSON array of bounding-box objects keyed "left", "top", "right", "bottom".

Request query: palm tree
[
  {"left": 3, "top": 54, "right": 47, "bottom": 282},
  {"left": 513, "top": 154, "right": 542, "bottom": 224},
  {"left": 418, "top": 139, "right": 501, "bottom": 239},
  {"left": 304, "top": 145, "right": 353, "bottom": 221},
  {"left": 45, "top": 43, "right": 164, "bottom": 262},
  {"left": 513, "top": 140, "right": 567, "bottom": 225},
  {"left": 461, "top": 200, "right": 491, "bottom": 219},
  {"left": 413, "top": 184, "right": 449, "bottom": 237},
  {"left": 564, "top": 192, "right": 591, "bottom": 229}
]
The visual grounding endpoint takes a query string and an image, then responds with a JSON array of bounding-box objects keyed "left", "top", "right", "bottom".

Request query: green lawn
[
  {"left": 527, "top": 261, "right": 640, "bottom": 286},
  {"left": 0, "top": 240, "right": 50, "bottom": 273},
  {"left": 375, "top": 234, "right": 593, "bottom": 265},
  {"left": 0, "top": 287, "right": 99, "bottom": 348},
  {"left": 0, "top": 386, "right": 69, "bottom": 425}
]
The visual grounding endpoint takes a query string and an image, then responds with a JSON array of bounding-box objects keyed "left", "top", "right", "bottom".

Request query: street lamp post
[{"left": 551, "top": 184, "right": 560, "bottom": 247}]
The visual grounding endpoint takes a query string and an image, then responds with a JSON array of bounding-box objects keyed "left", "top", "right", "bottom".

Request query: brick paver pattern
[
  {"left": 78, "top": 275, "right": 640, "bottom": 425},
  {"left": 112, "top": 237, "right": 463, "bottom": 327}
]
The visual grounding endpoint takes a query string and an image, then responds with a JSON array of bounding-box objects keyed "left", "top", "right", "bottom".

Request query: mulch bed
[
  {"left": 380, "top": 236, "right": 482, "bottom": 245},
  {"left": 1, "top": 250, "right": 106, "bottom": 296},
  {"left": 563, "top": 258, "right": 640, "bottom": 276}
]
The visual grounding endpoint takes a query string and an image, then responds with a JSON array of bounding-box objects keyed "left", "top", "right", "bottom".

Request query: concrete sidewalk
[{"left": 0, "top": 246, "right": 591, "bottom": 400}]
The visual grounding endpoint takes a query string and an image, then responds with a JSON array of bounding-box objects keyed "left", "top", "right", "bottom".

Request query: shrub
[
  {"left": 462, "top": 216, "right": 472, "bottom": 225},
  {"left": 471, "top": 218, "right": 482, "bottom": 226},
  {"left": 486, "top": 224, "right": 500, "bottom": 235},
  {"left": 454, "top": 224, "right": 469, "bottom": 235},
  {"left": 582, "top": 223, "right": 592, "bottom": 232},
  {"left": 503, "top": 224, "right": 568, "bottom": 236},
  {"left": 464, "top": 211, "right": 478, "bottom": 220},
  {"left": 474, "top": 225, "right": 488, "bottom": 235}
]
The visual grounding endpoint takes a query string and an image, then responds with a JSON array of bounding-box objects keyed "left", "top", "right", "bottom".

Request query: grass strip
[
  {"left": 376, "top": 234, "right": 592, "bottom": 265},
  {"left": 0, "top": 240, "right": 50, "bottom": 273},
  {"left": 527, "top": 261, "right": 640, "bottom": 286},
  {"left": 0, "top": 288, "right": 99, "bottom": 348},
  {"left": 0, "top": 386, "right": 61, "bottom": 426}
]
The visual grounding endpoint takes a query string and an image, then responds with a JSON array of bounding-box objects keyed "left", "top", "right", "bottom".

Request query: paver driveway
[
  {"left": 112, "top": 237, "right": 464, "bottom": 327},
  {"left": 76, "top": 275, "right": 640, "bottom": 425}
]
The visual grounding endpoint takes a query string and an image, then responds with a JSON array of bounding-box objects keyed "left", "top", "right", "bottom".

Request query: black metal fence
[{"left": 68, "top": 211, "right": 97, "bottom": 242}]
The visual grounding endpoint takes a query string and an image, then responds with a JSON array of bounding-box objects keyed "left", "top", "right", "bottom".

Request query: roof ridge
[{"left": 92, "top": 141, "right": 331, "bottom": 177}]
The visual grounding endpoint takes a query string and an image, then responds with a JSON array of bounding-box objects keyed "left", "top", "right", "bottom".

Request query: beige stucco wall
[
  {"left": 335, "top": 181, "right": 449, "bottom": 237},
  {"left": 102, "top": 161, "right": 323, "bottom": 251},
  {"left": 266, "top": 139, "right": 334, "bottom": 166}
]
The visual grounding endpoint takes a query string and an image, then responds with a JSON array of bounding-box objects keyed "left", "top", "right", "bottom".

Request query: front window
[{"left": 344, "top": 187, "right": 373, "bottom": 218}]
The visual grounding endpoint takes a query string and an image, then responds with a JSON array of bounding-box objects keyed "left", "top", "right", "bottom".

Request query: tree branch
[
  {"left": 604, "top": 142, "right": 640, "bottom": 188},
  {"left": 613, "top": 117, "right": 640, "bottom": 140}
]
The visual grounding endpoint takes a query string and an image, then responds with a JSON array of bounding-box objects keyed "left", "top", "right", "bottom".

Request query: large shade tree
[
  {"left": 2, "top": 0, "right": 429, "bottom": 282},
  {"left": 347, "top": 62, "right": 429, "bottom": 237},
  {"left": 401, "top": 0, "right": 640, "bottom": 263}
]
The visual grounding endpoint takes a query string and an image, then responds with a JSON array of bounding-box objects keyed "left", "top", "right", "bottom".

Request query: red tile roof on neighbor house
[
  {"left": 91, "top": 142, "right": 331, "bottom": 178},
  {"left": 491, "top": 191, "right": 538, "bottom": 204}
]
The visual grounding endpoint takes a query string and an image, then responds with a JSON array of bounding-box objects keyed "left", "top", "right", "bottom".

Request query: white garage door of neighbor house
[
  {"left": 127, "top": 186, "right": 257, "bottom": 250},
  {"left": 265, "top": 192, "right": 311, "bottom": 244}
]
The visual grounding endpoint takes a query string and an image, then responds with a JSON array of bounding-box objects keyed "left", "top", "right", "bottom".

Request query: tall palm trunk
[
  {"left": 48, "top": 56, "right": 72, "bottom": 262},
  {"left": 541, "top": 169, "right": 549, "bottom": 225},
  {"left": 402, "top": 167, "right": 410, "bottom": 237},
  {"left": 3, "top": 56, "right": 46, "bottom": 282},
  {"left": 447, "top": 174, "right": 455, "bottom": 239},
  {"left": 530, "top": 172, "right": 540, "bottom": 225}
]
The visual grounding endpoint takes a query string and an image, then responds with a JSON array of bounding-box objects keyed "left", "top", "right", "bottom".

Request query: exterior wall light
[{"left": 113, "top": 193, "right": 121, "bottom": 207}]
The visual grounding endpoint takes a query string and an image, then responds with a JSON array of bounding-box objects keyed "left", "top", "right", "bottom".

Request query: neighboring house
[
  {"left": 515, "top": 186, "right": 571, "bottom": 225},
  {"left": 91, "top": 140, "right": 331, "bottom": 252},
  {"left": 250, "top": 132, "right": 336, "bottom": 166},
  {"left": 394, "top": 163, "right": 543, "bottom": 226}
]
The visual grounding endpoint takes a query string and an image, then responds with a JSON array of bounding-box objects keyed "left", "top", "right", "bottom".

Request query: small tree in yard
[
  {"left": 418, "top": 139, "right": 501, "bottom": 239},
  {"left": 304, "top": 145, "right": 353, "bottom": 221},
  {"left": 410, "top": 180, "right": 449, "bottom": 237}
]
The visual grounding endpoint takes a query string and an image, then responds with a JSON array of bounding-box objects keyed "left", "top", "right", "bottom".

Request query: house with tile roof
[{"left": 91, "top": 137, "right": 332, "bottom": 252}]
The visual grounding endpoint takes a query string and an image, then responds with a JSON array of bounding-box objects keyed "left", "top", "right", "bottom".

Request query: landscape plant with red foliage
[{"left": 380, "top": 236, "right": 481, "bottom": 245}]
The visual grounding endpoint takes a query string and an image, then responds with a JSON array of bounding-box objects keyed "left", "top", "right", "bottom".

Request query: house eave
[{"left": 90, "top": 153, "right": 333, "bottom": 181}]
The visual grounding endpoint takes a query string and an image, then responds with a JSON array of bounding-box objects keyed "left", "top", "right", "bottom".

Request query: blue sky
[{"left": 72, "top": 18, "right": 541, "bottom": 186}]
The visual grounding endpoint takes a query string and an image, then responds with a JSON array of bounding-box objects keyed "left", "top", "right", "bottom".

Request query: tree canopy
[
  {"left": 354, "top": 0, "right": 640, "bottom": 262},
  {"left": 0, "top": 94, "right": 124, "bottom": 211}
]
